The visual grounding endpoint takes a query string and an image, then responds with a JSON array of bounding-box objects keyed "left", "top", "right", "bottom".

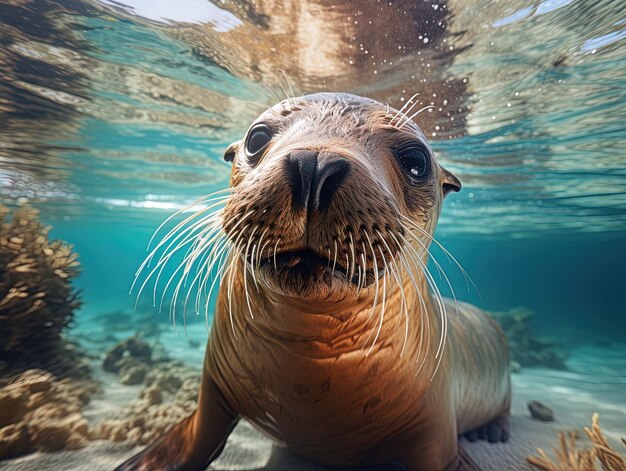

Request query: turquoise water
[
  {"left": 1, "top": 0, "right": 625, "bottom": 464},
  {"left": 3, "top": 0, "right": 624, "bottom": 335}
]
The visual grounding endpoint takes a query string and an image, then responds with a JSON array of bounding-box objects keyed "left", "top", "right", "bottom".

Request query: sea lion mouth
[{"left": 255, "top": 249, "right": 380, "bottom": 287}]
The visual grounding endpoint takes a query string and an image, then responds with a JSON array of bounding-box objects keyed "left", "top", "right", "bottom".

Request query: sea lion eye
[
  {"left": 245, "top": 123, "right": 273, "bottom": 161},
  {"left": 394, "top": 144, "right": 430, "bottom": 181}
]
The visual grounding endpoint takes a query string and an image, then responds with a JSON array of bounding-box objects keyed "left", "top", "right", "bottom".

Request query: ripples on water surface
[{"left": 0, "top": 1, "right": 625, "bottom": 332}]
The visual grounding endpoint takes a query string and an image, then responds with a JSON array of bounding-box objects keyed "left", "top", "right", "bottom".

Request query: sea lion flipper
[
  {"left": 461, "top": 414, "right": 510, "bottom": 444},
  {"left": 115, "top": 378, "right": 238, "bottom": 471}
]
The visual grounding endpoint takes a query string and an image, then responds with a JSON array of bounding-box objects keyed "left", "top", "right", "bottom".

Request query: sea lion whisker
[
  {"left": 146, "top": 190, "right": 231, "bottom": 250},
  {"left": 149, "top": 211, "right": 223, "bottom": 283},
  {"left": 180, "top": 231, "right": 228, "bottom": 322},
  {"left": 348, "top": 232, "right": 357, "bottom": 281},
  {"left": 177, "top": 216, "right": 248, "bottom": 320},
  {"left": 390, "top": 93, "right": 420, "bottom": 126},
  {"left": 142, "top": 197, "right": 230, "bottom": 271},
  {"left": 359, "top": 250, "right": 368, "bottom": 292},
  {"left": 394, "top": 257, "right": 410, "bottom": 357},
  {"left": 396, "top": 232, "right": 448, "bottom": 381},
  {"left": 250, "top": 243, "right": 258, "bottom": 290},
  {"left": 261, "top": 83, "right": 281, "bottom": 105},
  {"left": 193, "top": 228, "right": 232, "bottom": 293},
  {"left": 277, "top": 79, "right": 291, "bottom": 105},
  {"left": 388, "top": 231, "right": 430, "bottom": 375},
  {"left": 133, "top": 213, "right": 223, "bottom": 311},
  {"left": 227, "top": 232, "right": 249, "bottom": 327},
  {"left": 160, "top": 217, "right": 224, "bottom": 301},
  {"left": 198, "top": 234, "right": 234, "bottom": 311},
  {"left": 195, "top": 235, "right": 231, "bottom": 313},
  {"left": 400, "top": 214, "right": 479, "bottom": 296},
  {"left": 279, "top": 70, "right": 296, "bottom": 105},
  {"left": 273, "top": 238, "right": 280, "bottom": 270},
  {"left": 161, "top": 223, "right": 225, "bottom": 326},
  {"left": 133, "top": 207, "right": 224, "bottom": 294},
  {"left": 375, "top": 229, "right": 410, "bottom": 356},
  {"left": 365, "top": 246, "right": 390, "bottom": 356},
  {"left": 205, "top": 244, "right": 232, "bottom": 333},
  {"left": 243, "top": 226, "right": 260, "bottom": 291},
  {"left": 253, "top": 227, "right": 272, "bottom": 288},
  {"left": 362, "top": 231, "right": 380, "bottom": 323},
  {"left": 257, "top": 233, "right": 272, "bottom": 271},
  {"left": 356, "top": 249, "right": 366, "bottom": 291},
  {"left": 181, "top": 218, "right": 225, "bottom": 275},
  {"left": 400, "top": 249, "right": 430, "bottom": 376},
  {"left": 332, "top": 239, "right": 338, "bottom": 276},
  {"left": 399, "top": 222, "right": 460, "bottom": 317},
  {"left": 225, "top": 252, "right": 238, "bottom": 328},
  {"left": 241, "top": 227, "right": 259, "bottom": 320},
  {"left": 398, "top": 105, "right": 435, "bottom": 130},
  {"left": 187, "top": 232, "right": 231, "bottom": 316}
]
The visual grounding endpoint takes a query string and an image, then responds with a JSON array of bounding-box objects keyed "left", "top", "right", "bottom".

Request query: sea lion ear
[
  {"left": 223, "top": 140, "right": 241, "bottom": 163},
  {"left": 441, "top": 167, "right": 461, "bottom": 196}
]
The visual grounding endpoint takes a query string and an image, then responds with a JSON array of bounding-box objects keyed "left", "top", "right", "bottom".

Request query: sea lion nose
[{"left": 285, "top": 150, "right": 351, "bottom": 211}]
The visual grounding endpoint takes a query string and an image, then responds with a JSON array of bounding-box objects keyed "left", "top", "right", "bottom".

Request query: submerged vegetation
[
  {"left": 528, "top": 414, "right": 626, "bottom": 471},
  {"left": 0, "top": 205, "right": 98, "bottom": 459},
  {"left": 0, "top": 204, "right": 85, "bottom": 378}
]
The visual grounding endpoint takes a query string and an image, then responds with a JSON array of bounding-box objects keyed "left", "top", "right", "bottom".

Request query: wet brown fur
[{"left": 116, "top": 93, "right": 510, "bottom": 471}]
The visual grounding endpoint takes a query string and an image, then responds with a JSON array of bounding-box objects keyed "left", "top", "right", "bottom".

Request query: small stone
[
  {"left": 510, "top": 360, "right": 521, "bottom": 373},
  {"left": 528, "top": 400, "right": 554, "bottom": 422},
  {"left": 119, "top": 362, "right": 149, "bottom": 385},
  {"left": 103, "top": 337, "right": 152, "bottom": 372}
]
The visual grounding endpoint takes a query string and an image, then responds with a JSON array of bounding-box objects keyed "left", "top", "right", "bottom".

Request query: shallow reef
[
  {"left": 0, "top": 204, "right": 88, "bottom": 378},
  {"left": 0, "top": 205, "right": 98, "bottom": 459},
  {"left": 0, "top": 369, "right": 98, "bottom": 459},
  {"left": 491, "top": 307, "right": 568, "bottom": 370},
  {"left": 93, "top": 336, "right": 200, "bottom": 445}
]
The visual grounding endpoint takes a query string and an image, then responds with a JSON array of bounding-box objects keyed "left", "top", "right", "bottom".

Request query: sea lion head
[{"left": 222, "top": 92, "right": 460, "bottom": 306}]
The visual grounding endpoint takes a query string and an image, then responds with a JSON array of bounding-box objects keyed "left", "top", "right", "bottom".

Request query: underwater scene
[{"left": 0, "top": 0, "right": 625, "bottom": 470}]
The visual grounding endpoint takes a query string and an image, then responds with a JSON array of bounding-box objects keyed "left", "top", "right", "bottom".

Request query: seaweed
[{"left": 528, "top": 414, "right": 626, "bottom": 471}]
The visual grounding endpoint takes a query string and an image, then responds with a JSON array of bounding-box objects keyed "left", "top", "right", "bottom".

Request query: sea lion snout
[{"left": 284, "top": 150, "right": 351, "bottom": 212}]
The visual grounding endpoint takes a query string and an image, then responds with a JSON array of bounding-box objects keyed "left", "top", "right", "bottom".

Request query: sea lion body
[
  {"left": 209, "top": 289, "right": 510, "bottom": 468},
  {"left": 118, "top": 93, "right": 511, "bottom": 471}
]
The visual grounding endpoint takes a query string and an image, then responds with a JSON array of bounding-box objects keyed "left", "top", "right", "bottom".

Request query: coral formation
[
  {"left": 528, "top": 414, "right": 626, "bottom": 471},
  {"left": 491, "top": 307, "right": 568, "bottom": 369},
  {"left": 0, "top": 369, "right": 98, "bottom": 459},
  {"left": 93, "top": 336, "right": 200, "bottom": 445},
  {"left": 0, "top": 204, "right": 86, "bottom": 378}
]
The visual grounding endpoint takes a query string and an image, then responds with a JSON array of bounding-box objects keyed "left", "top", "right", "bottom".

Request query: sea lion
[{"left": 117, "top": 92, "right": 511, "bottom": 471}]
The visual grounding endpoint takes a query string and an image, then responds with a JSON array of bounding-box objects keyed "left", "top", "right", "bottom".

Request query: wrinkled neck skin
[{"left": 217, "top": 242, "right": 439, "bottom": 367}]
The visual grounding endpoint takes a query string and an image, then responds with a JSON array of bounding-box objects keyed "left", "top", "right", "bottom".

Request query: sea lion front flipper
[
  {"left": 462, "top": 414, "right": 510, "bottom": 444},
  {"left": 115, "top": 378, "right": 238, "bottom": 471}
]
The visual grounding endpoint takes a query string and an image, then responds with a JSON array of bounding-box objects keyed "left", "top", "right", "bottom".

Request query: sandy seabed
[{"left": 1, "top": 341, "right": 624, "bottom": 471}]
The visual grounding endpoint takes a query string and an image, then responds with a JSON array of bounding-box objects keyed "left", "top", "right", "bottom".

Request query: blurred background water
[{"left": 1, "top": 0, "right": 625, "bottom": 439}]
